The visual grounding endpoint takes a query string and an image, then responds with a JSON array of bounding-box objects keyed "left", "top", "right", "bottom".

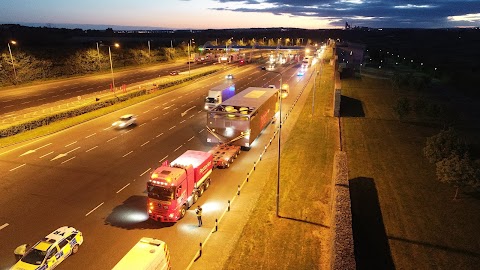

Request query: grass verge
[
  {"left": 222, "top": 61, "right": 337, "bottom": 269},
  {"left": 341, "top": 75, "right": 480, "bottom": 269}
]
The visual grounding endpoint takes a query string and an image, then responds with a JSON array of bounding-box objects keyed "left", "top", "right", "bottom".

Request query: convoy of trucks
[
  {"left": 147, "top": 150, "right": 213, "bottom": 222},
  {"left": 112, "top": 237, "right": 171, "bottom": 270},
  {"left": 204, "top": 83, "right": 236, "bottom": 110},
  {"left": 206, "top": 87, "right": 279, "bottom": 150}
]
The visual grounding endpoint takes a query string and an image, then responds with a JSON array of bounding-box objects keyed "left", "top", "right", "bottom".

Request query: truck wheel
[
  {"left": 199, "top": 185, "right": 205, "bottom": 197},
  {"left": 205, "top": 179, "right": 211, "bottom": 190},
  {"left": 193, "top": 192, "right": 199, "bottom": 204},
  {"left": 179, "top": 205, "right": 187, "bottom": 219},
  {"left": 226, "top": 162, "right": 230, "bottom": 168}
]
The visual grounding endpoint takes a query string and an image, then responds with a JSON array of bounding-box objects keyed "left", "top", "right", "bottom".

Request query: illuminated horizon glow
[{"left": 0, "top": 0, "right": 478, "bottom": 29}]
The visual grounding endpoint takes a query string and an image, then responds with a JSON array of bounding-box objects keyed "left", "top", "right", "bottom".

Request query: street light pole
[
  {"left": 262, "top": 68, "right": 283, "bottom": 217},
  {"left": 108, "top": 46, "right": 115, "bottom": 92},
  {"left": 7, "top": 41, "right": 17, "bottom": 81},
  {"left": 96, "top": 42, "right": 101, "bottom": 70},
  {"left": 188, "top": 41, "right": 191, "bottom": 76},
  {"left": 148, "top": 40, "right": 151, "bottom": 58}
]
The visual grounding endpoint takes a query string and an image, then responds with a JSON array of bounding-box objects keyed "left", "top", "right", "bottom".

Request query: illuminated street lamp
[
  {"left": 109, "top": 43, "right": 120, "bottom": 92},
  {"left": 7, "top": 40, "right": 17, "bottom": 81},
  {"left": 261, "top": 67, "right": 283, "bottom": 217}
]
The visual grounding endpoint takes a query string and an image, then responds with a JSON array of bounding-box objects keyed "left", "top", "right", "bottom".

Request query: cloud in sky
[
  {"left": 210, "top": 0, "right": 480, "bottom": 28},
  {"left": 0, "top": 0, "right": 479, "bottom": 29}
]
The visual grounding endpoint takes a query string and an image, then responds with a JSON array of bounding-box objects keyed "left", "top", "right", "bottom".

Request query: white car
[
  {"left": 11, "top": 226, "right": 84, "bottom": 270},
  {"left": 112, "top": 114, "right": 137, "bottom": 129},
  {"left": 225, "top": 74, "right": 234, "bottom": 80}
]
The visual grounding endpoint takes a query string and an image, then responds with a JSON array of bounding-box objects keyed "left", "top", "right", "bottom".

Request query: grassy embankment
[
  {"left": 223, "top": 53, "right": 337, "bottom": 269},
  {"left": 341, "top": 75, "right": 480, "bottom": 269},
  {"left": 0, "top": 65, "right": 222, "bottom": 147}
]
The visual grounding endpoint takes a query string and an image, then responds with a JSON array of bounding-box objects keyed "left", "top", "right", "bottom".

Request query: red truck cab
[{"left": 147, "top": 150, "right": 213, "bottom": 222}]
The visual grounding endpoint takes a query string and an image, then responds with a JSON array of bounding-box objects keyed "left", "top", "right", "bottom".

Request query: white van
[{"left": 112, "top": 237, "right": 171, "bottom": 270}]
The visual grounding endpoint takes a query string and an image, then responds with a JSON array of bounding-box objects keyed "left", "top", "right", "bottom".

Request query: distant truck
[
  {"left": 147, "top": 150, "right": 213, "bottom": 222},
  {"left": 112, "top": 237, "right": 171, "bottom": 270},
  {"left": 204, "top": 83, "right": 236, "bottom": 110},
  {"left": 206, "top": 87, "right": 279, "bottom": 150},
  {"left": 302, "top": 57, "right": 312, "bottom": 69}
]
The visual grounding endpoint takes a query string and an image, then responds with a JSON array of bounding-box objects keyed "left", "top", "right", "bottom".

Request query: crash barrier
[
  {"left": 333, "top": 71, "right": 341, "bottom": 117},
  {"left": 186, "top": 66, "right": 312, "bottom": 269},
  {"left": 330, "top": 151, "right": 355, "bottom": 270},
  {"left": 0, "top": 69, "right": 219, "bottom": 138}
]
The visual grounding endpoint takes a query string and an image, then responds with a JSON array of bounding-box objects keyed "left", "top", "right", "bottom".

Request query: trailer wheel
[
  {"left": 226, "top": 162, "right": 230, "bottom": 168},
  {"left": 205, "top": 179, "right": 211, "bottom": 190},
  {"left": 199, "top": 185, "right": 205, "bottom": 197},
  {"left": 179, "top": 205, "right": 187, "bottom": 219}
]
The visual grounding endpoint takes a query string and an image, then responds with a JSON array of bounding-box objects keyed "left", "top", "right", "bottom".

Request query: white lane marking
[
  {"left": 85, "top": 202, "right": 104, "bottom": 216},
  {"left": 20, "top": 143, "right": 52, "bottom": 157},
  {"left": 52, "top": 95, "right": 59, "bottom": 97},
  {"left": 140, "top": 168, "right": 151, "bottom": 176},
  {"left": 9, "top": 164, "right": 26, "bottom": 172},
  {"left": 187, "top": 136, "right": 195, "bottom": 142},
  {"left": 173, "top": 108, "right": 178, "bottom": 111},
  {"left": 86, "top": 146, "right": 98, "bottom": 152},
  {"left": 21, "top": 101, "right": 31, "bottom": 104},
  {"left": 50, "top": 146, "right": 81, "bottom": 161},
  {"left": 154, "top": 106, "right": 160, "bottom": 109},
  {"left": 4, "top": 105, "right": 14, "bottom": 108},
  {"left": 103, "top": 126, "right": 111, "bottom": 131},
  {"left": 156, "top": 133, "right": 164, "bottom": 138},
  {"left": 180, "top": 120, "right": 186, "bottom": 124},
  {"left": 107, "top": 137, "right": 117, "bottom": 142},
  {"left": 85, "top": 133, "right": 97, "bottom": 138},
  {"left": 122, "top": 151, "right": 133, "bottom": 157},
  {"left": 162, "top": 102, "right": 169, "bottom": 106},
  {"left": 123, "top": 129, "right": 132, "bottom": 135},
  {"left": 169, "top": 125, "right": 176, "bottom": 130},
  {"left": 163, "top": 105, "right": 174, "bottom": 110},
  {"left": 199, "top": 128, "right": 205, "bottom": 133},
  {"left": 65, "top": 141, "right": 77, "bottom": 147},
  {"left": 143, "top": 110, "right": 150, "bottom": 114},
  {"left": 0, "top": 223, "right": 9, "bottom": 231},
  {"left": 159, "top": 155, "right": 168, "bottom": 163},
  {"left": 152, "top": 117, "right": 158, "bottom": 120},
  {"left": 163, "top": 112, "right": 169, "bottom": 116},
  {"left": 38, "top": 98, "right": 46, "bottom": 101},
  {"left": 141, "top": 141, "right": 150, "bottom": 147},
  {"left": 116, "top": 183, "right": 131, "bottom": 194},
  {"left": 189, "top": 114, "right": 194, "bottom": 119},
  {"left": 61, "top": 156, "right": 76, "bottom": 164},
  {"left": 40, "top": 151, "right": 54, "bottom": 159},
  {"left": 174, "top": 145, "right": 183, "bottom": 152},
  {"left": 139, "top": 123, "right": 146, "bottom": 127}
]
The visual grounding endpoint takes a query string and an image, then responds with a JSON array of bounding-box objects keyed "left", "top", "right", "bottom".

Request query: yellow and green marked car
[{"left": 11, "top": 226, "right": 83, "bottom": 270}]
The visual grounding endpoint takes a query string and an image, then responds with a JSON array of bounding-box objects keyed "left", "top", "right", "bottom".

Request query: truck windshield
[
  {"left": 205, "top": 97, "right": 217, "bottom": 103},
  {"left": 147, "top": 183, "right": 175, "bottom": 201}
]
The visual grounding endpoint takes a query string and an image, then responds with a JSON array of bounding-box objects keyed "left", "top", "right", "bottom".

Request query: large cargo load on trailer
[
  {"left": 206, "top": 87, "right": 278, "bottom": 149},
  {"left": 147, "top": 150, "right": 213, "bottom": 222}
]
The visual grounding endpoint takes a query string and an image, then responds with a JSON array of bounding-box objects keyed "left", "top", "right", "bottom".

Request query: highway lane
[
  {"left": 0, "top": 61, "right": 311, "bottom": 269},
  {"left": 0, "top": 60, "right": 217, "bottom": 115}
]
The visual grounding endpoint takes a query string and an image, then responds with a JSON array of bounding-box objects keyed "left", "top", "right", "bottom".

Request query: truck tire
[
  {"left": 179, "top": 205, "right": 187, "bottom": 219},
  {"left": 193, "top": 191, "right": 199, "bottom": 204},
  {"left": 205, "top": 179, "right": 211, "bottom": 190},
  {"left": 199, "top": 185, "right": 205, "bottom": 197}
]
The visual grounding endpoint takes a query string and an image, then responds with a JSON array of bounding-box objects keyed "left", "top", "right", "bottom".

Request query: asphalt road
[
  {"left": 0, "top": 61, "right": 311, "bottom": 269},
  {"left": 0, "top": 60, "right": 216, "bottom": 115}
]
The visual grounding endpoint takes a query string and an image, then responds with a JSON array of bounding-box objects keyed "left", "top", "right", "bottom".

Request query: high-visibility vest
[{"left": 196, "top": 208, "right": 202, "bottom": 217}]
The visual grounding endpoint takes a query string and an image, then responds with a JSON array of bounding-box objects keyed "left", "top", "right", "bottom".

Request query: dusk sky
[{"left": 1, "top": 0, "right": 479, "bottom": 29}]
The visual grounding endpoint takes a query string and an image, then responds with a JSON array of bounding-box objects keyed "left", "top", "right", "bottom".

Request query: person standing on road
[
  {"left": 14, "top": 244, "right": 29, "bottom": 261},
  {"left": 196, "top": 205, "right": 203, "bottom": 227}
]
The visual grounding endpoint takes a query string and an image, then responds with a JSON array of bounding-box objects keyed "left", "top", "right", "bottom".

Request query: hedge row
[
  {"left": 0, "top": 69, "right": 219, "bottom": 138},
  {"left": 331, "top": 151, "right": 356, "bottom": 270}
]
